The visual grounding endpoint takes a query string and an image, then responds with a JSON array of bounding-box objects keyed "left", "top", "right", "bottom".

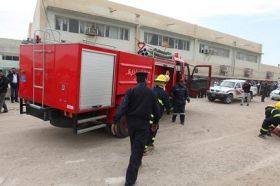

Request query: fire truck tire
[
  {"left": 116, "top": 116, "right": 129, "bottom": 138},
  {"left": 105, "top": 124, "right": 113, "bottom": 135}
]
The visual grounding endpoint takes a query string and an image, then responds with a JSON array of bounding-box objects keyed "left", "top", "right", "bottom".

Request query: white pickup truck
[{"left": 207, "top": 79, "right": 257, "bottom": 104}]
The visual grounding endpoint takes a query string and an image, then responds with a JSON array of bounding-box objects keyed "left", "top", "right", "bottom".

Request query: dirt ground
[{"left": 0, "top": 96, "right": 280, "bottom": 186}]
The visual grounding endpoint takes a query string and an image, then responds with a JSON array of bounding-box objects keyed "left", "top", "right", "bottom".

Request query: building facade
[
  {"left": 0, "top": 38, "right": 21, "bottom": 75},
  {"left": 29, "top": 0, "right": 279, "bottom": 81}
]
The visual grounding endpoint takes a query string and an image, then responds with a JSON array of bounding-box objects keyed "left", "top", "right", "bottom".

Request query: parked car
[
  {"left": 270, "top": 88, "right": 280, "bottom": 100},
  {"left": 207, "top": 79, "right": 257, "bottom": 104}
]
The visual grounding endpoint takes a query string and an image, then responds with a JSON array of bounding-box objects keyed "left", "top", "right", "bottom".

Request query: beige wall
[{"left": 28, "top": 0, "right": 280, "bottom": 81}]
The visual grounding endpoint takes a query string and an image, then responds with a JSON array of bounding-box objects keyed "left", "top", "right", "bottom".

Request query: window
[
  {"left": 55, "top": 15, "right": 130, "bottom": 41},
  {"left": 106, "top": 25, "right": 119, "bottom": 39},
  {"left": 5, "top": 56, "right": 12, "bottom": 60},
  {"left": 150, "top": 34, "right": 159, "bottom": 45},
  {"left": 69, "top": 19, "right": 79, "bottom": 33},
  {"left": 96, "top": 24, "right": 105, "bottom": 37},
  {"left": 55, "top": 16, "right": 68, "bottom": 31},
  {"left": 199, "top": 43, "right": 229, "bottom": 58},
  {"left": 119, "top": 28, "right": 129, "bottom": 40},
  {"left": 79, "top": 21, "right": 86, "bottom": 34},
  {"left": 144, "top": 32, "right": 190, "bottom": 50},
  {"left": 235, "top": 83, "right": 241, "bottom": 88},
  {"left": 236, "top": 51, "right": 258, "bottom": 63},
  {"left": 13, "top": 56, "right": 19, "bottom": 61},
  {"left": 178, "top": 40, "right": 184, "bottom": 50},
  {"left": 2, "top": 55, "right": 19, "bottom": 61},
  {"left": 124, "top": 29, "right": 129, "bottom": 40}
]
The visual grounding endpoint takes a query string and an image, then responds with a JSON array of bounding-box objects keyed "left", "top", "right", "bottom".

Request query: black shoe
[
  {"left": 247, "top": 104, "right": 249, "bottom": 106},
  {"left": 125, "top": 182, "right": 134, "bottom": 186},
  {"left": 11, "top": 100, "right": 14, "bottom": 103},
  {"left": 3, "top": 110, "right": 8, "bottom": 113},
  {"left": 240, "top": 104, "right": 243, "bottom": 106},
  {"left": 267, "top": 132, "right": 272, "bottom": 137},
  {"left": 258, "top": 134, "right": 266, "bottom": 139},
  {"left": 180, "top": 122, "right": 184, "bottom": 125},
  {"left": 15, "top": 100, "right": 19, "bottom": 103}
]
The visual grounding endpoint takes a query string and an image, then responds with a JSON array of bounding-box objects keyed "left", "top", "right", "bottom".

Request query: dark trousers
[
  {"left": 0, "top": 92, "right": 8, "bottom": 112},
  {"left": 260, "top": 117, "right": 280, "bottom": 135},
  {"left": 172, "top": 103, "right": 186, "bottom": 123},
  {"left": 261, "top": 94, "right": 266, "bottom": 102},
  {"left": 10, "top": 83, "right": 19, "bottom": 102},
  {"left": 126, "top": 125, "right": 149, "bottom": 185}
]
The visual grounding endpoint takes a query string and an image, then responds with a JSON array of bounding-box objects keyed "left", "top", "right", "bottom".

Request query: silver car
[{"left": 270, "top": 88, "right": 280, "bottom": 100}]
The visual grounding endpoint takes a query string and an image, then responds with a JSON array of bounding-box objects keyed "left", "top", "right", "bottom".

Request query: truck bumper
[{"left": 207, "top": 92, "right": 229, "bottom": 99}]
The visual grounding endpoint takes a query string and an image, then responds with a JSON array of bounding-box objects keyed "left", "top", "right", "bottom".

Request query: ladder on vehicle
[{"left": 31, "top": 30, "right": 61, "bottom": 109}]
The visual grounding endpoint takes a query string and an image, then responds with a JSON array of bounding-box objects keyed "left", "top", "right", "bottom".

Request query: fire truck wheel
[
  {"left": 116, "top": 116, "right": 129, "bottom": 138},
  {"left": 105, "top": 124, "right": 113, "bottom": 135}
]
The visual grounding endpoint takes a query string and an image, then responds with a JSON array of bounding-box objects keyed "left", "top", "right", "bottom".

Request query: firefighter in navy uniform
[
  {"left": 112, "top": 72, "right": 160, "bottom": 186},
  {"left": 258, "top": 102, "right": 280, "bottom": 139},
  {"left": 171, "top": 79, "right": 190, "bottom": 125},
  {"left": 144, "top": 74, "right": 171, "bottom": 155}
]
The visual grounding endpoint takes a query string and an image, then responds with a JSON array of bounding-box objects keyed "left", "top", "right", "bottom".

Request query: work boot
[
  {"left": 125, "top": 182, "right": 134, "bottom": 186},
  {"left": 258, "top": 133, "right": 266, "bottom": 139},
  {"left": 143, "top": 148, "right": 148, "bottom": 156},
  {"left": 148, "top": 144, "right": 155, "bottom": 151},
  {"left": 267, "top": 132, "right": 272, "bottom": 137}
]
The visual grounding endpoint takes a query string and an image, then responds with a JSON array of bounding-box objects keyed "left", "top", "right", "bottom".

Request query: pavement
[{"left": 0, "top": 96, "right": 279, "bottom": 186}]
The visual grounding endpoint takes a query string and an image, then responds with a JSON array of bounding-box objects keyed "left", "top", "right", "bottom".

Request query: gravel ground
[{"left": 0, "top": 96, "right": 279, "bottom": 186}]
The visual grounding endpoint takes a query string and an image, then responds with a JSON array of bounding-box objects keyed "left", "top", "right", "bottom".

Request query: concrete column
[
  {"left": 192, "top": 38, "right": 198, "bottom": 65},
  {"left": 134, "top": 14, "right": 141, "bottom": 53},
  {"left": 232, "top": 41, "right": 237, "bottom": 76}
]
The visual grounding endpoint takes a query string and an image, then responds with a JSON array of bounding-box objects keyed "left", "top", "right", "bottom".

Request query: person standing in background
[
  {"left": 260, "top": 82, "right": 268, "bottom": 102},
  {"left": 0, "top": 69, "right": 9, "bottom": 113},
  {"left": 7, "top": 68, "right": 19, "bottom": 103}
]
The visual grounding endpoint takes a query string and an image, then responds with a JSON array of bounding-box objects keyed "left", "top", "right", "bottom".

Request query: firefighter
[
  {"left": 258, "top": 102, "right": 280, "bottom": 139},
  {"left": 171, "top": 79, "right": 190, "bottom": 125},
  {"left": 112, "top": 72, "right": 160, "bottom": 186},
  {"left": 144, "top": 74, "right": 171, "bottom": 155}
]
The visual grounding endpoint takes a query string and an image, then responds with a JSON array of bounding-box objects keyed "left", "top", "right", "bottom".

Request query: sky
[{"left": 1, "top": 0, "right": 280, "bottom": 66}]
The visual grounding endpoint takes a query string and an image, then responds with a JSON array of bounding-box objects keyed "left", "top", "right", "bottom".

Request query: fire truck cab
[{"left": 19, "top": 38, "right": 211, "bottom": 137}]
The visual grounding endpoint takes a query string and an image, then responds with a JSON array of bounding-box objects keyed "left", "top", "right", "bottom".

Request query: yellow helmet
[
  {"left": 155, "top": 74, "right": 167, "bottom": 82},
  {"left": 275, "top": 102, "right": 280, "bottom": 109}
]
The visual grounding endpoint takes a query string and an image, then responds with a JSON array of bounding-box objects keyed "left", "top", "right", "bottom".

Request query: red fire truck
[{"left": 19, "top": 39, "right": 211, "bottom": 137}]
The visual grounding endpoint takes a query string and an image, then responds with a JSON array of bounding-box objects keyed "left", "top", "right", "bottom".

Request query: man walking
[
  {"left": 171, "top": 80, "right": 190, "bottom": 125},
  {"left": 7, "top": 68, "right": 19, "bottom": 103},
  {"left": 241, "top": 80, "right": 251, "bottom": 106},
  {"left": 0, "top": 69, "right": 9, "bottom": 113},
  {"left": 112, "top": 72, "right": 160, "bottom": 186}
]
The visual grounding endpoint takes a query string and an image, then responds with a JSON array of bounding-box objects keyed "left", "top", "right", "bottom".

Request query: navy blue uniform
[
  {"left": 113, "top": 82, "right": 160, "bottom": 186},
  {"left": 146, "top": 85, "right": 170, "bottom": 148},
  {"left": 171, "top": 82, "right": 190, "bottom": 124}
]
